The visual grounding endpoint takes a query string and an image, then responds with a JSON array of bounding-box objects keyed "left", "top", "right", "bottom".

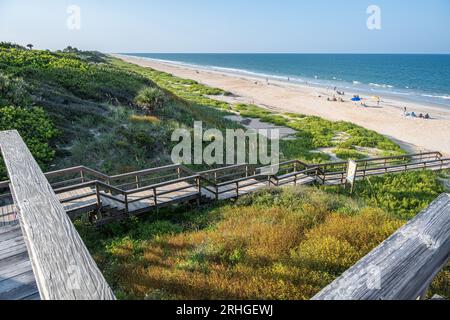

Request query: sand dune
[{"left": 115, "top": 54, "right": 450, "bottom": 156}]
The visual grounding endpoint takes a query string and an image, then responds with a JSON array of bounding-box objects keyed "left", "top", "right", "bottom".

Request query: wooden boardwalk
[
  {"left": 0, "top": 152, "right": 449, "bottom": 226},
  {"left": 0, "top": 225, "right": 39, "bottom": 300}
]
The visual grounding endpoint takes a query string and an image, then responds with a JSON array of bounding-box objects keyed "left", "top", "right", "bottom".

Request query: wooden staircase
[{"left": 0, "top": 151, "right": 448, "bottom": 226}]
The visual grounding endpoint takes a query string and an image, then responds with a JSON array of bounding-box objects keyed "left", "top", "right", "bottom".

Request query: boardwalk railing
[
  {"left": 1, "top": 147, "right": 449, "bottom": 224},
  {"left": 0, "top": 130, "right": 115, "bottom": 300},
  {"left": 314, "top": 152, "right": 448, "bottom": 185},
  {"left": 313, "top": 193, "right": 450, "bottom": 300}
]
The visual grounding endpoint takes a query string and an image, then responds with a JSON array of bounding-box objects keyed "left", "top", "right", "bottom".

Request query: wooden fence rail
[
  {"left": 313, "top": 193, "right": 450, "bottom": 300},
  {"left": 0, "top": 130, "right": 115, "bottom": 300}
]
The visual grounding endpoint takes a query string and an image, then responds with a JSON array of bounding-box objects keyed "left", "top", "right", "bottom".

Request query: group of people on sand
[
  {"left": 404, "top": 107, "right": 431, "bottom": 119},
  {"left": 327, "top": 95, "right": 345, "bottom": 102}
]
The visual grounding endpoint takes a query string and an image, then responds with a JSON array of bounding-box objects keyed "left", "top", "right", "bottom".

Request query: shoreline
[{"left": 113, "top": 54, "right": 450, "bottom": 155}]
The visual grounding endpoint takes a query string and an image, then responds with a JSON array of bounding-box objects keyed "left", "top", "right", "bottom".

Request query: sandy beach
[{"left": 114, "top": 54, "right": 450, "bottom": 155}]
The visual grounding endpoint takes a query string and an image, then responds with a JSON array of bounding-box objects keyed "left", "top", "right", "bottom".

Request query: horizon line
[{"left": 116, "top": 52, "right": 450, "bottom": 55}]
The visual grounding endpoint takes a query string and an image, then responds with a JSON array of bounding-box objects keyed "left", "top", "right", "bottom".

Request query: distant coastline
[
  {"left": 114, "top": 54, "right": 450, "bottom": 155},
  {"left": 120, "top": 53, "right": 450, "bottom": 110}
]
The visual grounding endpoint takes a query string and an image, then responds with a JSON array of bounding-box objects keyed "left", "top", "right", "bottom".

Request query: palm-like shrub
[
  {"left": 0, "top": 73, "right": 31, "bottom": 107},
  {"left": 134, "top": 87, "right": 168, "bottom": 113}
]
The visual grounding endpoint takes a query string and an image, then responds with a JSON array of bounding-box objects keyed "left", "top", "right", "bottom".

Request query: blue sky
[{"left": 1, "top": 0, "right": 449, "bottom": 53}]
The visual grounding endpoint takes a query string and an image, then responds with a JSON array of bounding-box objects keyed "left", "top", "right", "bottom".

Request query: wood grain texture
[
  {"left": 0, "top": 224, "right": 39, "bottom": 300},
  {"left": 0, "top": 130, "right": 115, "bottom": 300},
  {"left": 313, "top": 193, "right": 450, "bottom": 300}
]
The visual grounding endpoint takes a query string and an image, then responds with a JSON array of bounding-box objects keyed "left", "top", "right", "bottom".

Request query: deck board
[{"left": 0, "top": 224, "right": 39, "bottom": 300}]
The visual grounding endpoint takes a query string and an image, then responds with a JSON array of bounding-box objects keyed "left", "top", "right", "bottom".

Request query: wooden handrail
[
  {"left": 125, "top": 175, "right": 200, "bottom": 195},
  {"left": 199, "top": 163, "right": 251, "bottom": 175},
  {"left": 0, "top": 130, "right": 115, "bottom": 300},
  {"left": 109, "top": 164, "right": 181, "bottom": 180},
  {"left": 313, "top": 193, "right": 450, "bottom": 300},
  {"left": 313, "top": 152, "right": 442, "bottom": 169}
]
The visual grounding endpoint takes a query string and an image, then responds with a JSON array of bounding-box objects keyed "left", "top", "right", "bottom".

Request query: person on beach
[{"left": 327, "top": 95, "right": 338, "bottom": 102}]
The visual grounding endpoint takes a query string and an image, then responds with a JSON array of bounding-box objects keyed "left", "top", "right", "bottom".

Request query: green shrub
[
  {"left": 0, "top": 42, "right": 26, "bottom": 50},
  {"left": 0, "top": 73, "right": 31, "bottom": 106},
  {"left": 0, "top": 106, "right": 57, "bottom": 180},
  {"left": 334, "top": 148, "right": 366, "bottom": 160},
  {"left": 134, "top": 87, "right": 168, "bottom": 113},
  {"left": 326, "top": 171, "right": 445, "bottom": 220},
  {"left": 291, "top": 209, "right": 403, "bottom": 275}
]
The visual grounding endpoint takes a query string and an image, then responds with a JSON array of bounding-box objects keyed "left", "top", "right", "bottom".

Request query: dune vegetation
[
  {"left": 77, "top": 171, "right": 449, "bottom": 300},
  {"left": 112, "top": 57, "right": 404, "bottom": 162},
  {"left": 1, "top": 44, "right": 448, "bottom": 300},
  {"left": 1, "top": 44, "right": 404, "bottom": 179}
]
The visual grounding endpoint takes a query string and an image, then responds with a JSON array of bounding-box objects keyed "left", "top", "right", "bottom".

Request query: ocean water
[{"left": 123, "top": 53, "right": 450, "bottom": 108}]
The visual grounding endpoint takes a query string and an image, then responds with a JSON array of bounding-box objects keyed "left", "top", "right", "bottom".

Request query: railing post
[
  {"left": 196, "top": 177, "right": 201, "bottom": 193},
  {"left": 362, "top": 162, "right": 368, "bottom": 180},
  {"left": 124, "top": 194, "right": 129, "bottom": 215},
  {"left": 95, "top": 182, "right": 101, "bottom": 210},
  {"left": 135, "top": 175, "right": 140, "bottom": 189},
  {"left": 215, "top": 185, "right": 219, "bottom": 201},
  {"left": 196, "top": 177, "right": 201, "bottom": 208},
  {"left": 236, "top": 181, "right": 239, "bottom": 198},
  {"left": 153, "top": 187, "right": 158, "bottom": 207},
  {"left": 80, "top": 169, "right": 85, "bottom": 184}
]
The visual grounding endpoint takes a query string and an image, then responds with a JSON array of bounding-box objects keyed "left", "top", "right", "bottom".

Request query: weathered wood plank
[
  {"left": 0, "top": 130, "right": 115, "bottom": 300},
  {"left": 0, "top": 270, "right": 39, "bottom": 300},
  {"left": 313, "top": 193, "right": 450, "bottom": 300},
  {"left": 0, "top": 224, "right": 38, "bottom": 300}
]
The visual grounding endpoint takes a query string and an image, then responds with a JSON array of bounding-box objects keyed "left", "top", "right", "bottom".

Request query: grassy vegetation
[
  {"left": 111, "top": 57, "right": 404, "bottom": 162},
  {"left": 334, "top": 148, "right": 367, "bottom": 160},
  {"left": 326, "top": 170, "right": 446, "bottom": 220},
  {"left": 77, "top": 181, "right": 448, "bottom": 300},
  {"left": 0, "top": 45, "right": 240, "bottom": 176}
]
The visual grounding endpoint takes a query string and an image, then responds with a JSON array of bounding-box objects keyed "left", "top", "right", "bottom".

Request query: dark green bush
[
  {"left": 134, "top": 87, "right": 168, "bottom": 113},
  {"left": 0, "top": 106, "right": 57, "bottom": 179},
  {"left": 0, "top": 73, "right": 31, "bottom": 106}
]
